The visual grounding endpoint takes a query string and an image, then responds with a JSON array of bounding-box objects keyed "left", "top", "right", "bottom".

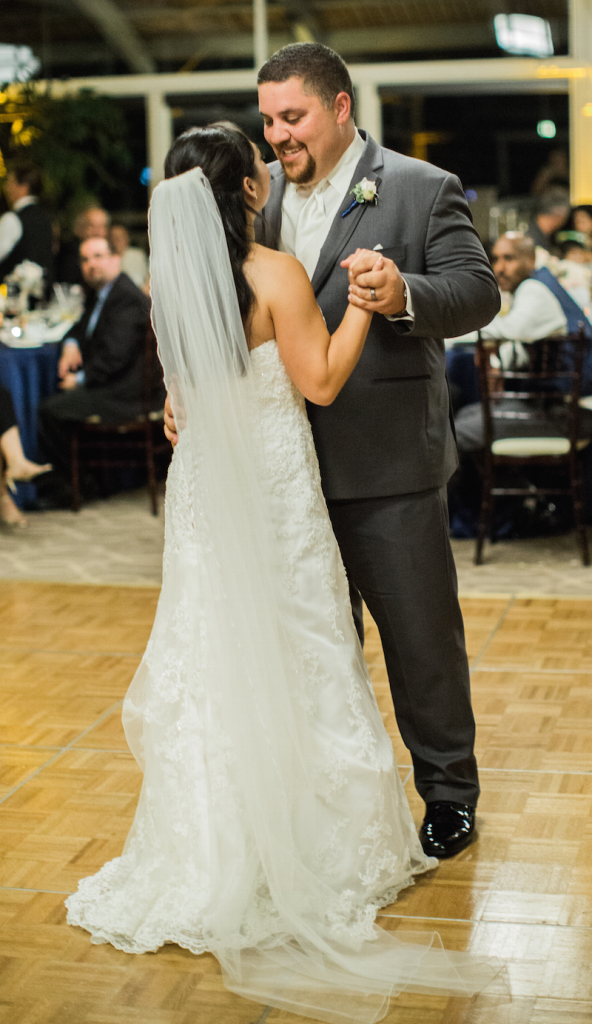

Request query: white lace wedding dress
[
  {"left": 66, "top": 169, "right": 501, "bottom": 1023},
  {"left": 67, "top": 340, "right": 435, "bottom": 954}
]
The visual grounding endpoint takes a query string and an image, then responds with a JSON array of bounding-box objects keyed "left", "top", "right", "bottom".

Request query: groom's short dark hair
[{"left": 257, "top": 43, "right": 355, "bottom": 117}]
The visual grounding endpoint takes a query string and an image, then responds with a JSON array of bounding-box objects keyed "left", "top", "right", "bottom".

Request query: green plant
[{"left": 0, "top": 84, "right": 132, "bottom": 222}]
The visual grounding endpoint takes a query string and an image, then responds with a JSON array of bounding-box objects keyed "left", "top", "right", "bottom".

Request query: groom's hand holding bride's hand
[{"left": 342, "top": 249, "right": 406, "bottom": 317}]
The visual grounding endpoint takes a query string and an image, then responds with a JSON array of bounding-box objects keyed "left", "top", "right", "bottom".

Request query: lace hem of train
[{"left": 66, "top": 858, "right": 419, "bottom": 957}]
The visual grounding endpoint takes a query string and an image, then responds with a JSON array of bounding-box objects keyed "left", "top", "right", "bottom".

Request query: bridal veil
[{"left": 120, "top": 166, "right": 504, "bottom": 1023}]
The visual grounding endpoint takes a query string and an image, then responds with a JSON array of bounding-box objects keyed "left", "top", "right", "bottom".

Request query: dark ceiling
[{"left": 1, "top": 0, "right": 569, "bottom": 78}]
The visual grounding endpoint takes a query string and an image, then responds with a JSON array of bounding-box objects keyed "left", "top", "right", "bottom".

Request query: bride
[{"left": 66, "top": 122, "right": 500, "bottom": 1023}]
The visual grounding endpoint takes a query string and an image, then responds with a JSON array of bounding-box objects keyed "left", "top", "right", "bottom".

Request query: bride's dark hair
[{"left": 164, "top": 122, "right": 257, "bottom": 324}]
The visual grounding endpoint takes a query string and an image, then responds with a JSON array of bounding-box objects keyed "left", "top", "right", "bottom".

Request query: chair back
[{"left": 476, "top": 328, "right": 587, "bottom": 455}]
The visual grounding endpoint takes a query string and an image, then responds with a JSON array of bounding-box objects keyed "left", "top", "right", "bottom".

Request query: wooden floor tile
[
  {"left": 73, "top": 708, "right": 129, "bottom": 751},
  {"left": 470, "top": 670, "right": 592, "bottom": 772},
  {"left": 479, "top": 598, "right": 592, "bottom": 671},
  {"left": 0, "top": 893, "right": 258, "bottom": 1024},
  {"left": 0, "top": 747, "right": 56, "bottom": 798},
  {"left": 0, "top": 581, "right": 159, "bottom": 655},
  {"left": 0, "top": 750, "right": 141, "bottom": 891},
  {"left": 0, "top": 583, "right": 591, "bottom": 1024}
]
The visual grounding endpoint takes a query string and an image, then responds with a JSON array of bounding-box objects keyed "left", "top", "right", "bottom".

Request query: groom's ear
[{"left": 334, "top": 91, "right": 352, "bottom": 125}]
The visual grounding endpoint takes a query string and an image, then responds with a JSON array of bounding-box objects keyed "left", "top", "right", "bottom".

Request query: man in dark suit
[
  {"left": 164, "top": 44, "right": 500, "bottom": 857},
  {"left": 38, "top": 235, "right": 151, "bottom": 478},
  {"left": 0, "top": 160, "right": 53, "bottom": 291}
]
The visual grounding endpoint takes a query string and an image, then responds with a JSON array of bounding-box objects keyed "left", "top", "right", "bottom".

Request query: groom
[{"left": 165, "top": 43, "right": 500, "bottom": 858}]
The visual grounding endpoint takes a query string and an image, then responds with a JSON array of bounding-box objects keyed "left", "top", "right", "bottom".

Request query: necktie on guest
[{"left": 85, "top": 281, "right": 115, "bottom": 338}]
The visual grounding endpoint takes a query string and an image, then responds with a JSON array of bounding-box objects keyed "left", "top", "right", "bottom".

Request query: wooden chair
[
  {"left": 70, "top": 324, "right": 170, "bottom": 516},
  {"left": 474, "top": 328, "right": 590, "bottom": 566}
]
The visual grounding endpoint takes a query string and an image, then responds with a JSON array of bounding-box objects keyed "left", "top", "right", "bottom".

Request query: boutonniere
[{"left": 342, "top": 178, "right": 379, "bottom": 218}]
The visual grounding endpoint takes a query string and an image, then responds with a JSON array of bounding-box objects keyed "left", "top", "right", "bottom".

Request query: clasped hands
[
  {"left": 58, "top": 341, "right": 83, "bottom": 390},
  {"left": 342, "top": 248, "right": 407, "bottom": 318},
  {"left": 163, "top": 249, "right": 406, "bottom": 446}
]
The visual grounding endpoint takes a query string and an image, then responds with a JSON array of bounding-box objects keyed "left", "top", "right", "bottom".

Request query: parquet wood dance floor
[{"left": 0, "top": 581, "right": 591, "bottom": 1023}]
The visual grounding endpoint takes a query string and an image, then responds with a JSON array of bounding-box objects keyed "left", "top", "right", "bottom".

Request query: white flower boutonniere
[{"left": 342, "top": 178, "right": 379, "bottom": 218}]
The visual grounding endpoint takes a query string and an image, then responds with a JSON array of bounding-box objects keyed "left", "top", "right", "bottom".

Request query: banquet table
[{"left": 0, "top": 341, "right": 61, "bottom": 506}]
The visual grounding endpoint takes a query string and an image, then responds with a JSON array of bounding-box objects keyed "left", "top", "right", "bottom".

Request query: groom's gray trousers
[{"left": 326, "top": 485, "right": 480, "bottom": 808}]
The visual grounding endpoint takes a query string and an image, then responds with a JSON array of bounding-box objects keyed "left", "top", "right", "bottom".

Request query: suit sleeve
[
  {"left": 62, "top": 302, "right": 92, "bottom": 349},
  {"left": 390, "top": 174, "right": 501, "bottom": 339},
  {"left": 84, "top": 290, "right": 149, "bottom": 389}
]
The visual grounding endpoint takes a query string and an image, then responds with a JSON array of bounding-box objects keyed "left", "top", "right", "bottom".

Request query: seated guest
[
  {"left": 526, "top": 189, "right": 571, "bottom": 253},
  {"left": 38, "top": 236, "right": 151, "bottom": 482},
  {"left": 0, "top": 161, "right": 53, "bottom": 290},
  {"left": 0, "top": 385, "right": 51, "bottom": 526},
  {"left": 565, "top": 204, "right": 592, "bottom": 247},
  {"left": 109, "top": 224, "right": 149, "bottom": 290},
  {"left": 454, "top": 233, "right": 567, "bottom": 348},
  {"left": 55, "top": 206, "right": 110, "bottom": 285},
  {"left": 552, "top": 231, "right": 592, "bottom": 314},
  {"left": 452, "top": 232, "right": 592, "bottom": 452},
  {"left": 556, "top": 230, "right": 591, "bottom": 264}
]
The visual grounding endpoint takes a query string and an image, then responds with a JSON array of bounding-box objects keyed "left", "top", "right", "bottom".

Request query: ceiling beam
[
  {"left": 43, "top": 55, "right": 583, "bottom": 101},
  {"left": 283, "top": 0, "right": 324, "bottom": 43},
  {"left": 71, "top": 0, "right": 157, "bottom": 73},
  {"left": 41, "top": 22, "right": 506, "bottom": 66}
]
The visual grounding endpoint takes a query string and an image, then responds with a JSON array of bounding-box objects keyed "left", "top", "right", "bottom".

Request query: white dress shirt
[
  {"left": 448, "top": 278, "right": 567, "bottom": 347},
  {"left": 447, "top": 278, "right": 568, "bottom": 368},
  {"left": 0, "top": 196, "right": 37, "bottom": 262},
  {"left": 280, "top": 130, "right": 366, "bottom": 278},
  {"left": 279, "top": 131, "right": 413, "bottom": 322},
  {"left": 481, "top": 279, "right": 567, "bottom": 342}
]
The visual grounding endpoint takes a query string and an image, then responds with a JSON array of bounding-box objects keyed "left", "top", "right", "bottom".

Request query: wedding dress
[{"left": 66, "top": 167, "right": 502, "bottom": 1023}]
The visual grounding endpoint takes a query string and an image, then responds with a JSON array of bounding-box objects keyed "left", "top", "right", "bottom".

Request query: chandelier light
[
  {"left": 0, "top": 44, "right": 40, "bottom": 84},
  {"left": 494, "top": 14, "right": 554, "bottom": 58}
]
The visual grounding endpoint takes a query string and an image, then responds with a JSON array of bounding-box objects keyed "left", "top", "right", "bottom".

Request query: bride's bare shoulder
[{"left": 248, "top": 244, "right": 308, "bottom": 286}]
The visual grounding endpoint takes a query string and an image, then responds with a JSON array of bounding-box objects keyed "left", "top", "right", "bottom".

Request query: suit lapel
[
  {"left": 311, "top": 132, "right": 384, "bottom": 296},
  {"left": 257, "top": 164, "right": 285, "bottom": 250}
]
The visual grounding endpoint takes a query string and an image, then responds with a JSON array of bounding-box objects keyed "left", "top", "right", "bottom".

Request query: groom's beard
[{"left": 278, "top": 148, "right": 317, "bottom": 185}]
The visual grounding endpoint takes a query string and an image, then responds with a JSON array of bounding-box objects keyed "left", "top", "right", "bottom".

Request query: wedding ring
[{"left": 370, "top": 288, "right": 377, "bottom": 301}]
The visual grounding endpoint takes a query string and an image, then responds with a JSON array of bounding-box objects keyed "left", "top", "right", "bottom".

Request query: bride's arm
[{"left": 269, "top": 251, "right": 379, "bottom": 406}]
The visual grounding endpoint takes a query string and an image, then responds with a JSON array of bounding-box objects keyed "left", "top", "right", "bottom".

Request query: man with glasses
[{"left": 38, "top": 235, "right": 151, "bottom": 488}]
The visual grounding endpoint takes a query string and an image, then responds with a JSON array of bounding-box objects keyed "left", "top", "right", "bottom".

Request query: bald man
[
  {"left": 56, "top": 206, "right": 110, "bottom": 285},
  {"left": 452, "top": 232, "right": 592, "bottom": 452},
  {"left": 462, "top": 233, "right": 567, "bottom": 348}
]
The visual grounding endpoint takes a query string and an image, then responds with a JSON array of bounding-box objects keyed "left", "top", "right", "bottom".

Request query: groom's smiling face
[{"left": 259, "top": 77, "right": 354, "bottom": 187}]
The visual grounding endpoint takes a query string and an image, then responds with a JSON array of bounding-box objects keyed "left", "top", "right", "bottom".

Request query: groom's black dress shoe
[{"left": 419, "top": 801, "right": 476, "bottom": 859}]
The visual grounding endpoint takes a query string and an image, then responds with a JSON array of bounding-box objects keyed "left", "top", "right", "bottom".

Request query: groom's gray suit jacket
[{"left": 255, "top": 131, "right": 500, "bottom": 501}]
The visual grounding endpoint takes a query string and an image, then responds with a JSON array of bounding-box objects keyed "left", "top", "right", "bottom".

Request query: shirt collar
[
  {"left": 14, "top": 196, "right": 38, "bottom": 212},
  {"left": 325, "top": 129, "right": 366, "bottom": 195},
  {"left": 96, "top": 276, "right": 118, "bottom": 302},
  {"left": 289, "top": 129, "right": 366, "bottom": 200}
]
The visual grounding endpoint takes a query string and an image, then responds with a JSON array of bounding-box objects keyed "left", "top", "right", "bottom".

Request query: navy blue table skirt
[
  {"left": 446, "top": 345, "right": 479, "bottom": 408},
  {"left": 0, "top": 342, "right": 60, "bottom": 506}
]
